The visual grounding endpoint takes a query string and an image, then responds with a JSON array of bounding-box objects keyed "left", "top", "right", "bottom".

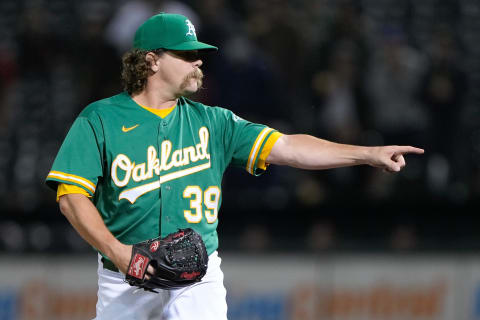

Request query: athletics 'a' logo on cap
[{"left": 185, "top": 19, "right": 196, "bottom": 37}]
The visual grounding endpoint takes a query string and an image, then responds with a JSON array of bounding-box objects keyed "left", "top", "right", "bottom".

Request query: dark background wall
[{"left": 0, "top": 0, "right": 479, "bottom": 254}]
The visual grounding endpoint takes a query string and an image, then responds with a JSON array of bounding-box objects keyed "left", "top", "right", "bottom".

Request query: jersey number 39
[{"left": 183, "top": 186, "right": 220, "bottom": 224}]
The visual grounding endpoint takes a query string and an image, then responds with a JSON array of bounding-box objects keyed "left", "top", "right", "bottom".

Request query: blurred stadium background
[{"left": 1, "top": 0, "right": 480, "bottom": 319}]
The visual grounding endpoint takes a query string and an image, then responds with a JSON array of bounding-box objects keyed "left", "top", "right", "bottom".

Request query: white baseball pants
[{"left": 93, "top": 251, "right": 228, "bottom": 320}]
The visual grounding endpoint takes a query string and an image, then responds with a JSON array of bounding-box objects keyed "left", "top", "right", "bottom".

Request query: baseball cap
[{"left": 133, "top": 13, "right": 218, "bottom": 51}]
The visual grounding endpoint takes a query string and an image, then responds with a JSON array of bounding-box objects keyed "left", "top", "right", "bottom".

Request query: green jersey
[{"left": 46, "top": 92, "right": 278, "bottom": 255}]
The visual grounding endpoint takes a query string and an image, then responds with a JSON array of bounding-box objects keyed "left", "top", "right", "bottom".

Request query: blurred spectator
[
  {"left": 104, "top": 0, "right": 158, "bottom": 54},
  {"left": 389, "top": 224, "right": 417, "bottom": 251},
  {"left": 307, "top": 2, "right": 370, "bottom": 142},
  {"left": 105, "top": 0, "right": 202, "bottom": 55},
  {"left": 364, "top": 170, "right": 397, "bottom": 201},
  {"left": 295, "top": 174, "right": 327, "bottom": 207},
  {"left": 419, "top": 26, "right": 467, "bottom": 194},
  {"left": 239, "top": 224, "right": 271, "bottom": 252},
  {"left": 16, "top": 1, "right": 56, "bottom": 75},
  {"left": 245, "top": 1, "right": 305, "bottom": 92},
  {"left": 311, "top": 40, "right": 366, "bottom": 143},
  {"left": 195, "top": 0, "right": 239, "bottom": 46},
  {"left": 209, "top": 34, "right": 285, "bottom": 122},
  {"left": 74, "top": 2, "right": 121, "bottom": 108},
  {"left": 365, "top": 26, "right": 428, "bottom": 146},
  {"left": 0, "top": 42, "right": 17, "bottom": 199},
  {"left": 191, "top": 0, "right": 241, "bottom": 106},
  {"left": 306, "top": 221, "right": 336, "bottom": 251},
  {"left": 12, "top": 1, "right": 59, "bottom": 212},
  {"left": 362, "top": 26, "right": 429, "bottom": 204},
  {"left": 0, "top": 46, "right": 17, "bottom": 130},
  {"left": 304, "top": 2, "right": 371, "bottom": 198},
  {"left": 160, "top": 1, "right": 200, "bottom": 26}
]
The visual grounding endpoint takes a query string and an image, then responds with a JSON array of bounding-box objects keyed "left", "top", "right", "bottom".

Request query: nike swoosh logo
[{"left": 122, "top": 124, "right": 139, "bottom": 132}]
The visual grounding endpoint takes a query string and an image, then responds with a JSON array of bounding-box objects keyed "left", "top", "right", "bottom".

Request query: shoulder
[
  {"left": 79, "top": 92, "right": 132, "bottom": 119},
  {"left": 180, "top": 97, "right": 235, "bottom": 120}
]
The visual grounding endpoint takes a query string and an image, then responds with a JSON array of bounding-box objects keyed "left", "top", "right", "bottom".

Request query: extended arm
[
  {"left": 58, "top": 194, "right": 132, "bottom": 274},
  {"left": 266, "top": 134, "right": 424, "bottom": 172}
]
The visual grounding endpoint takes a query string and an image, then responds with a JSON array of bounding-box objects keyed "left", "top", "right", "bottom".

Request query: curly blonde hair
[{"left": 121, "top": 49, "right": 164, "bottom": 95}]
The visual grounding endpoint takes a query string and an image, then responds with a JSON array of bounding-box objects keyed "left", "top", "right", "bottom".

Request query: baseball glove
[{"left": 125, "top": 228, "right": 208, "bottom": 292}]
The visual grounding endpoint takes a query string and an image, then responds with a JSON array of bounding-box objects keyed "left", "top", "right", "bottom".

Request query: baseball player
[{"left": 45, "top": 13, "right": 423, "bottom": 320}]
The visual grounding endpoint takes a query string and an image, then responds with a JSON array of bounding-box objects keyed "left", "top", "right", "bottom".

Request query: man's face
[{"left": 155, "top": 50, "right": 204, "bottom": 97}]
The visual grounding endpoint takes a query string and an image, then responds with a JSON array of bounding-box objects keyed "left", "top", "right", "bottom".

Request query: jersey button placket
[
  {"left": 158, "top": 121, "right": 167, "bottom": 232},
  {"left": 161, "top": 121, "right": 168, "bottom": 141}
]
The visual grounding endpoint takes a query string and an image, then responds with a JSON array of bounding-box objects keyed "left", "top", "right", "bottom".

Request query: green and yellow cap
[{"left": 133, "top": 13, "right": 218, "bottom": 51}]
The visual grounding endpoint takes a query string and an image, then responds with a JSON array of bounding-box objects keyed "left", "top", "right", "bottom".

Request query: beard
[{"left": 179, "top": 68, "right": 204, "bottom": 93}]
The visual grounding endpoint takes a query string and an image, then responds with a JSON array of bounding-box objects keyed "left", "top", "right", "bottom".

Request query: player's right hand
[
  {"left": 111, "top": 244, "right": 155, "bottom": 278},
  {"left": 110, "top": 244, "right": 134, "bottom": 275}
]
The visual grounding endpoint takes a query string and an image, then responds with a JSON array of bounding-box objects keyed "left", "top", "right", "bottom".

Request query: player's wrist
[
  {"left": 363, "top": 146, "right": 379, "bottom": 167},
  {"left": 105, "top": 242, "right": 132, "bottom": 274}
]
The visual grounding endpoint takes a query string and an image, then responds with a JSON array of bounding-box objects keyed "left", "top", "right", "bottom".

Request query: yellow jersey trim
[
  {"left": 140, "top": 104, "right": 176, "bottom": 118},
  {"left": 56, "top": 183, "right": 92, "bottom": 202},
  {"left": 257, "top": 132, "right": 283, "bottom": 170},
  {"left": 246, "top": 128, "right": 273, "bottom": 174},
  {"left": 47, "top": 171, "right": 96, "bottom": 194}
]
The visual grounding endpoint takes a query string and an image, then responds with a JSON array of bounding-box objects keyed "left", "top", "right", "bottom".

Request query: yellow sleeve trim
[
  {"left": 56, "top": 183, "right": 92, "bottom": 202},
  {"left": 140, "top": 104, "right": 176, "bottom": 118},
  {"left": 246, "top": 128, "right": 273, "bottom": 174},
  {"left": 257, "top": 132, "right": 283, "bottom": 170},
  {"left": 47, "top": 171, "right": 96, "bottom": 194}
]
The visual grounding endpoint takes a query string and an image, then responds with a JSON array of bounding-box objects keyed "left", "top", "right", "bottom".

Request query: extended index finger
[{"left": 394, "top": 146, "right": 425, "bottom": 155}]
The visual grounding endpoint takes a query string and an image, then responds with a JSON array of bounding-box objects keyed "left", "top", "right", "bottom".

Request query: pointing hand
[{"left": 368, "top": 146, "right": 424, "bottom": 172}]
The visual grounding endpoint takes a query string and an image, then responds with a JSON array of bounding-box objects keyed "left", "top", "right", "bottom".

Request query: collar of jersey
[
  {"left": 124, "top": 92, "right": 180, "bottom": 121},
  {"left": 139, "top": 103, "right": 176, "bottom": 118}
]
